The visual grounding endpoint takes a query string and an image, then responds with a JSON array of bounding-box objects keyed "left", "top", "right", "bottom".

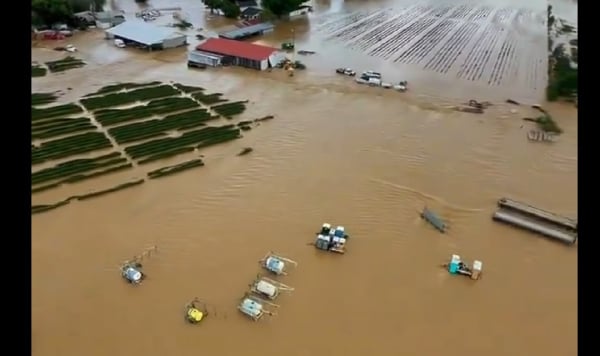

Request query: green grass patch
[
  {"left": 32, "top": 132, "right": 113, "bottom": 165},
  {"left": 84, "top": 81, "right": 163, "bottom": 97},
  {"left": 32, "top": 151, "right": 126, "bottom": 186},
  {"left": 108, "top": 108, "right": 215, "bottom": 144},
  {"left": 94, "top": 97, "right": 199, "bottom": 127},
  {"left": 32, "top": 103, "right": 83, "bottom": 121},
  {"left": 192, "top": 92, "right": 228, "bottom": 105},
  {"left": 174, "top": 83, "right": 205, "bottom": 93},
  {"left": 80, "top": 85, "right": 181, "bottom": 111},
  {"left": 210, "top": 101, "right": 247, "bottom": 118},
  {"left": 138, "top": 146, "right": 196, "bottom": 165},
  {"left": 32, "top": 65, "right": 47, "bottom": 77},
  {"left": 45, "top": 56, "right": 86, "bottom": 73},
  {"left": 147, "top": 159, "right": 205, "bottom": 179},
  {"left": 125, "top": 125, "right": 241, "bottom": 160}
]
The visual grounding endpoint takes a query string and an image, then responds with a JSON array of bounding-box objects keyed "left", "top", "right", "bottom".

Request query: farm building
[
  {"left": 188, "top": 50, "right": 224, "bottom": 67},
  {"left": 196, "top": 38, "right": 283, "bottom": 70},
  {"left": 105, "top": 22, "right": 187, "bottom": 50},
  {"left": 219, "top": 22, "right": 274, "bottom": 40},
  {"left": 240, "top": 7, "right": 263, "bottom": 21},
  {"left": 286, "top": 5, "right": 312, "bottom": 19},
  {"left": 95, "top": 11, "right": 126, "bottom": 28},
  {"left": 235, "top": 0, "right": 258, "bottom": 9}
]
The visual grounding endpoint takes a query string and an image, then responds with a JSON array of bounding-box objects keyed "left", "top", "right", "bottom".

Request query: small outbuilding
[
  {"left": 105, "top": 21, "right": 187, "bottom": 50},
  {"left": 240, "top": 7, "right": 263, "bottom": 21},
  {"left": 196, "top": 38, "right": 283, "bottom": 70},
  {"left": 218, "top": 22, "right": 274, "bottom": 40}
]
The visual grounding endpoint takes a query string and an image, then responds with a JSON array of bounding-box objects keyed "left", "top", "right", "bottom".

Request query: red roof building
[{"left": 196, "top": 38, "right": 277, "bottom": 62}]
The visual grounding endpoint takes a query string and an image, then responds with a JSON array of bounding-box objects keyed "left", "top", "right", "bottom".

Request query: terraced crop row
[
  {"left": 107, "top": 108, "right": 218, "bottom": 144},
  {"left": 94, "top": 97, "right": 199, "bottom": 126},
  {"left": 423, "top": 22, "right": 480, "bottom": 74},
  {"left": 488, "top": 35, "right": 518, "bottom": 86},
  {"left": 191, "top": 92, "right": 228, "bottom": 105},
  {"left": 394, "top": 19, "right": 457, "bottom": 65},
  {"left": 32, "top": 103, "right": 83, "bottom": 121},
  {"left": 456, "top": 23, "right": 506, "bottom": 81},
  {"left": 317, "top": 9, "right": 381, "bottom": 35},
  {"left": 124, "top": 125, "right": 241, "bottom": 160},
  {"left": 84, "top": 81, "right": 163, "bottom": 97},
  {"left": 80, "top": 85, "right": 180, "bottom": 110},
  {"left": 45, "top": 56, "right": 86, "bottom": 73},
  {"left": 32, "top": 93, "right": 58, "bottom": 106},
  {"left": 350, "top": 6, "right": 433, "bottom": 51},
  {"left": 326, "top": 9, "right": 395, "bottom": 43},
  {"left": 173, "top": 84, "right": 205, "bottom": 93},
  {"left": 32, "top": 117, "right": 96, "bottom": 140},
  {"left": 32, "top": 132, "right": 113, "bottom": 165}
]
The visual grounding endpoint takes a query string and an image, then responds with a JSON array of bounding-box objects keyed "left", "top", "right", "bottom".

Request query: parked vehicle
[
  {"left": 362, "top": 70, "right": 382, "bottom": 79},
  {"left": 336, "top": 68, "right": 356, "bottom": 76},
  {"left": 393, "top": 80, "right": 408, "bottom": 92},
  {"left": 114, "top": 39, "right": 126, "bottom": 48}
]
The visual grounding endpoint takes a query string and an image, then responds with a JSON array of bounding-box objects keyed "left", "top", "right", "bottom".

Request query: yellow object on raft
[{"left": 187, "top": 308, "right": 204, "bottom": 323}]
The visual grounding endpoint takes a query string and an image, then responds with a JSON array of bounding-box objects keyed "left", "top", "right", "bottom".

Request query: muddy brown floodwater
[{"left": 32, "top": 0, "right": 577, "bottom": 355}]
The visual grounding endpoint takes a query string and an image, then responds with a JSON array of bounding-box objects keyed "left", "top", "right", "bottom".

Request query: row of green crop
[
  {"left": 94, "top": 97, "right": 199, "bottom": 127},
  {"left": 32, "top": 103, "right": 83, "bottom": 121},
  {"left": 32, "top": 93, "right": 58, "bottom": 106},
  {"left": 108, "top": 108, "right": 215, "bottom": 144},
  {"left": 147, "top": 159, "right": 205, "bottom": 179},
  {"left": 32, "top": 117, "right": 96, "bottom": 140},
  {"left": 45, "top": 57, "right": 86, "bottom": 73},
  {"left": 32, "top": 179, "right": 145, "bottom": 215},
  {"left": 32, "top": 65, "right": 47, "bottom": 77},
  {"left": 173, "top": 83, "right": 204, "bottom": 94},
  {"left": 210, "top": 101, "right": 247, "bottom": 118},
  {"left": 137, "top": 146, "right": 196, "bottom": 165},
  {"left": 32, "top": 122, "right": 96, "bottom": 140},
  {"left": 80, "top": 85, "right": 180, "bottom": 111},
  {"left": 84, "top": 81, "right": 163, "bottom": 97},
  {"left": 125, "top": 125, "right": 240, "bottom": 159},
  {"left": 32, "top": 163, "right": 133, "bottom": 193},
  {"left": 136, "top": 129, "right": 239, "bottom": 165},
  {"left": 32, "top": 132, "right": 113, "bottom": 165},
  {"left": 192, "top": 92, "right": 228, "bottom": 105},
  {"left": 32, "top": 151, "right": 125, "bottom": 186}
]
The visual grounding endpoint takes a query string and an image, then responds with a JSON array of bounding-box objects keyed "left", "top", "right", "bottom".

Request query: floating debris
[
  {"left": 506, "top": 99, "right": 520, "bottom": 105},
  {"left": 238, "top": 147, "right": 253, "bottom": 156},
  {"left": 527, "top": 130, "right": 555, "bottom": 142},
  {"left": 120, "top": 246, "right": 158, "bottom": 285},
  {"left": 421, "top": 207, "right": 448, "bottom": 233},
  {"left": 297, "top": 50, "right": 316, "bottom": 55},
  {"left": 185, "top": 298, "right": 210, "bottom": 324}
]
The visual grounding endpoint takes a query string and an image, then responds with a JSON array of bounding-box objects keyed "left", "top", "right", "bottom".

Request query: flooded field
[
  {"left": 32, "top": 0, "right": 577, "bottom": 356},
  {"left": 316, "top": 1, "right": 547, "bottom": 98}
]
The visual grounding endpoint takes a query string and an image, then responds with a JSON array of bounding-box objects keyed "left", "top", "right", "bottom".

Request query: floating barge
[
  {"left": 421, "top": 207, "right": 447, "bottom": 233},
  {"left": 492, "top": 198, "right": 577, "bottom": 245}
]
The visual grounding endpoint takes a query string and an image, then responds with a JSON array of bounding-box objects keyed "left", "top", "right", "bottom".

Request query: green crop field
[
  {"left": 45, "top": 56, "right": 86, "bottom": 73},
  {"left": 32, "top": 81, "right": 272, "bottom": 215}
]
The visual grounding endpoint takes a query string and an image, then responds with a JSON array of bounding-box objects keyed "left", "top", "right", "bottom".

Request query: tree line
[
  {"left": 202, "top": 0, "right": 307, "bottom": 19},
  {"left": 32, "top": 0, "right": 106, "bottom": 27}
]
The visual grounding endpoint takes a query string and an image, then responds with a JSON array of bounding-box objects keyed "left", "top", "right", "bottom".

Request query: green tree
[
  {"left": 261, "top": 0, "right": 306, "bottom": 18},
  {"left": 69, "top": 0, "right": 105, "bottom": 12},
  {"left": 32, "top": 0, "right": 74, "bottom": 26},
  {"left": 202, "top": 0, "right": 224, "bottom": 14},
  {"left": 220, "top": 0, "right": 240, "bottom": 18}
]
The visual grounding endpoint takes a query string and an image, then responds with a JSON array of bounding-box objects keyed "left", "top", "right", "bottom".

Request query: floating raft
[
  {"left": 493, "top": 198, "right": 577, "bottom": 245},
  {"left": 527, "top": 130, "right": 555, "bottom": 142}
]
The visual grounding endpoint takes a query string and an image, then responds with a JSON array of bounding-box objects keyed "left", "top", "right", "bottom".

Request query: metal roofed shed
[
  {"left": 218, "top": 22, "right": 274, "bottom": 40},
  {"left": 188, "top": 50, "right": 224, "bottom": 68},
  {"left": 105, "top": 22, "right": 187, "bottom": 50},
  {"left": 196, "top": 38, "right": 284, "bottom": 70}
]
